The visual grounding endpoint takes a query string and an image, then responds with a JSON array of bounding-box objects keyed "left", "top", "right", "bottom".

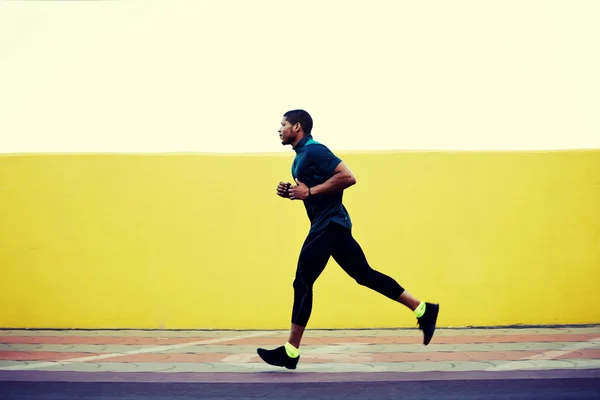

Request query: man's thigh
[
  {"left": 330, "top": 227, "right": 372, "bottom": 279},
  {"left": 295, "top": 227, "right": 334, "bottom": 284}
]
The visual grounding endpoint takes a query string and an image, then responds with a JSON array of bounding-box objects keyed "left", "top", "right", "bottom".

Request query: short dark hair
[{"left": 284, "top": 109, "right": 313, "bottom": 135}]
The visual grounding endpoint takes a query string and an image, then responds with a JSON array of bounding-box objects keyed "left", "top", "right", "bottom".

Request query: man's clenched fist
[{"left": 276, "top": 181, "right": 291, "bottom": 198}]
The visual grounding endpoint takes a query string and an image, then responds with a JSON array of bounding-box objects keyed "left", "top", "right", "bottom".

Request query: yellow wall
[{"left": 1, "top": 151, "right": 599, "bottom": 329}]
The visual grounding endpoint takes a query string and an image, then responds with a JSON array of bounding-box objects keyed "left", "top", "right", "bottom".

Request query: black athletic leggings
[{"left": 291, "top": 222, "right": 405, "bottom": 327}]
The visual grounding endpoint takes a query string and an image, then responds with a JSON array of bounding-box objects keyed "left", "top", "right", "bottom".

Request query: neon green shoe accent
[
  {"left": 414, "top": 302, "right": 426, "bottom": 319},
  {"left": 284, "top": 342, "right": 300, "bottom": 358}
]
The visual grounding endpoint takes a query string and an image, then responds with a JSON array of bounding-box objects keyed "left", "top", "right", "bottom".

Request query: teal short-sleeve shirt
[{"left": 291, "top": 135, "right": 352, "bottom": 233}]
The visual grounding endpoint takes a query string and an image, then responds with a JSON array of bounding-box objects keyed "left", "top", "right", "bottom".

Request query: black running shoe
[
  {"left": 257, "top": 346, "right": 300, "bottom": 370},
  {"left": 417, "top": 303, "right": 439, "bottom": 345}
]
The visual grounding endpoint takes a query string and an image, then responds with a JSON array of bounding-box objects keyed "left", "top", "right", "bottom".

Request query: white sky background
[{"left": 0, "top": 0, "right": 599, "bottom": 153}]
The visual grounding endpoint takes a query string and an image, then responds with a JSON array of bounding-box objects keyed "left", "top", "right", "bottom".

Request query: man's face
[{"left": 278, "top": 117, "right": 298, "bottom": 146}]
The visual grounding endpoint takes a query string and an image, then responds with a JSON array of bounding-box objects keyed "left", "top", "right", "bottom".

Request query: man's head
[{"left": 279, "top": 109, "right": 313, "bottom": 147}]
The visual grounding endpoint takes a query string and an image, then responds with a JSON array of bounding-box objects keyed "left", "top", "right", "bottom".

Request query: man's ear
[{"left": 293, "top": 122, "right": 301, "bottom": 132}]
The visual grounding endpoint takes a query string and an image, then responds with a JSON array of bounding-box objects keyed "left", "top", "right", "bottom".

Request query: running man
[{"left": 257, "top": 109, "right": 439, "bottom": 370}]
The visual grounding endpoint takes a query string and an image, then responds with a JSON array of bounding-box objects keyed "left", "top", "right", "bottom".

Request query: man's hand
[
  {"left": 276, "top": 181, "right": 292, "bottom": 198},
  {"left": 289, "top": 178, "right": 310, "bottom": 200}
]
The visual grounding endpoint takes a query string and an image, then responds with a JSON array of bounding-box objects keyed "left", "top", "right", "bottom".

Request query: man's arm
[
  {"left": 310, "top": 161, "right": 356, "bottom": 196},
  {"left": 289, "top": 161, "right": 357, "bottom": 200}
]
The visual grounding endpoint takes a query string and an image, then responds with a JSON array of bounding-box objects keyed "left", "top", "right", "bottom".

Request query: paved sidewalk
[{"left": 0, "top": 326, "right": 599, "bottom": 382}]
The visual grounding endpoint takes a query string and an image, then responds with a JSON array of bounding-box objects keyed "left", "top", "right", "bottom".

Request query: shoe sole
[{"left": 424, "top": 304, "right": 440, "bottom": 346}]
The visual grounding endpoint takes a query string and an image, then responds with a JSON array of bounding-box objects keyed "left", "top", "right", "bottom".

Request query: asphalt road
[{"left": 2, "top": 378, "right": 600, "bottom": 400}]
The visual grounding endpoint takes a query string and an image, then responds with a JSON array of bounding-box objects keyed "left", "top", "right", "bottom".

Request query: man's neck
[{"left": 291, "top": 133, "right": 307, "bottom": 149}]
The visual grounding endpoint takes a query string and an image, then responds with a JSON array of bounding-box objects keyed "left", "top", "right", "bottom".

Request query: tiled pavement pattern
[{"left": 0, "top": 327, "right": 599, "bottom": 381}]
